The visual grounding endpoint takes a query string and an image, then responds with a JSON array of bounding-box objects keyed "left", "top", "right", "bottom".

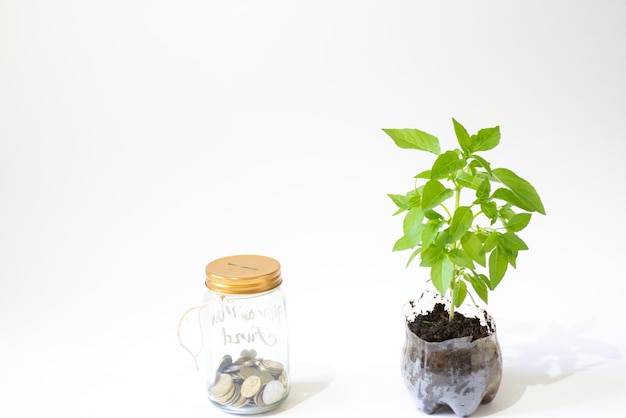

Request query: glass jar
[{"left": 202, "top": 255, "right": 290, "bottom": 414}]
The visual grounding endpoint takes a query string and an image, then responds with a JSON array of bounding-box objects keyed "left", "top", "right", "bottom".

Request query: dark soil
[{"left": 408, "top": 302, "right": 491, "bottom": 342}]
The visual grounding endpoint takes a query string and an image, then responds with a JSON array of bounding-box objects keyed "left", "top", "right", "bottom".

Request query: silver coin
[
  {"left": 262, "top": 380, "right": 285, "bottom": 405},
  {"left": 222, "top": 364, "right": 243, "bottom": 374},
  {"left": 217, "top": 354, "right": 233, "bottom": 372}
]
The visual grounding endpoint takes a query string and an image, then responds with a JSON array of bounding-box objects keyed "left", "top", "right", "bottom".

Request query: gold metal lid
[{"left": 205, "top": 255, "right": 282, "bottom": 294}]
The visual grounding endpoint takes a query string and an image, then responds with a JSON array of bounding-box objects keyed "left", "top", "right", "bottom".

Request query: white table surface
[{"left": 2, "top": 1, "right": 625, "bottom": 416}]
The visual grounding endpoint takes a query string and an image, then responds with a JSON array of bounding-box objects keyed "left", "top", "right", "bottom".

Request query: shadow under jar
[{"left": 203, "top": 255, "right": 290, "bottom": 414}]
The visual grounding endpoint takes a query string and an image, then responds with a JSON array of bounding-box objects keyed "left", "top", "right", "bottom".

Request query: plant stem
[
  {"left": 441, "top": 204, "right": 452, "bottom": 220},
  {"left": 448, "top": 183, "right": 463, "bottom": 321},
  {"left": 449, "top": 288, "right": 456, "bottom": 320}
]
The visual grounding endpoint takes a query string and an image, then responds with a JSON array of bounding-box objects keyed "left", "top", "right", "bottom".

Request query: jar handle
[{"left": 177, "top": 303, "right": 209, "bottom": 372}]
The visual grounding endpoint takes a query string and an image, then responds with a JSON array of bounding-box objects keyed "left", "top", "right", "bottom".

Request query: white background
[{"left": 1, "top": 1, "right": 625, "bottom": 417}]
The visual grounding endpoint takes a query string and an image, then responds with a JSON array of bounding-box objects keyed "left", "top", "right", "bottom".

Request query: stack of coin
[{"left": 208, "top": 350, "right": 288, "bottom": 410}]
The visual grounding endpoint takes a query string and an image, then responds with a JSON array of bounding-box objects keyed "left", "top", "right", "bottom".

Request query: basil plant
[{"left": 384, "top": 119, "right": 545, "bottom": 319}]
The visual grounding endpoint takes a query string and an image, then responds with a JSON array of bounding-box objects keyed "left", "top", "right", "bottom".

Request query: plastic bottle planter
[{"left": 401, "top": 293, "right": 502, "bottom": 417}]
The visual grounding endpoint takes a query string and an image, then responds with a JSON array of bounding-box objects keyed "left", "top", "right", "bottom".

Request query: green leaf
[
  {"left": 483, "top": 231, "right": 500, "bottom": 253},
  {"left": 382, "top": 128, "right": 441, "bottom": 154},
  {"left": 406, "top": 190, "right": 422, "bottom": 209},
  {"left": 414, "top": 170, "right": 431, "bottom": 179},
  {"left": 431, "top": 150, "right": 466, "bottom": 179},
  {"left": 500, "top": 231, "right": 528, "bottom": 251},
  {"left": 507, "top": 249, "right": 519, "bottom": 268},
  {"left": 389, "top": 190, "right": 421, "bottom": 215},
  {"left": 461, "top": 232, "right": 486, "bottom": 266},
  {"left": 424, "top": 209, "right": 444, "bottom": 220},
  {"left": 406, "top": 248, "right": 422, "bottom": 267},
  {"left": 452, "top": 279, "right": 468, "bottom": 308},
  {"left": 453, "top": 118, "right": 472, "bottom": 154},
  {"left": 467, "top": 273, "right": 489, "bottom": 303},
  {"left": 421, "top": 180, "right": 454, "bottom": 211},
  {"left": 449, "top": 206, "right": 473, "bottom": 242},
  {"left": 431, "top": 256, "right": 453, "bottom": 296},
  {"left": 481, "top": 201, "right": 498, "bottom": 224},
  {"left": 393, "top": 207, "right": 425, "bottom": 251},
  {"left": 434, "top": 229, "right": 452, "bottom": 246},
  {"left": 477, "top": 273, "right": 492, "bottom": 291},
  {"left": 499, "top": 205, "right": 515, "bottom": 221},
  {"left": 421, "top": 221, "right": 440, "bottom": 249},
  {"left": 403, "top": 207, "right": 424, "bottom": 235},
  {"left": 492, "top": 188, "right": 526, "bottom": 211},
  {"left": 472, "top": 126, "right": 500, "bottom": 152},
  {"left": 476, "top": 177, "right": 491, "bottom": 200},
  {"left": 388, "top": 194, "right": 409, "bottom": 214},
  {"left": 489, "top": 246, "right": 508, "bottom": 289},
  {"left": 420, "top": 245, "right": 444, "bottom": 267},
  {"left": 470, "top": 154, "right": 493, "bottom": 175},
  {"left": 492, "top": 168, "right": 545, "bottom": 214},
  {"left": 506, "top": 213, "right": 532, "bottom": 232},
  {"left": 457, "top": 172, "right": 484, "bottom": 190},
  {"left": 448, "top": 248, "right": 475, "bottom": 270},
  {"left": 393, "top": 235, "right": 417, "bottom": 252}
]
